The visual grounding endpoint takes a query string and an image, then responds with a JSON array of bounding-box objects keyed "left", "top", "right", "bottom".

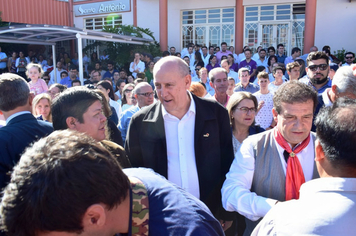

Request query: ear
[
  {"left": 305, "top": 66, "right": 309, "bottom": 73},
  {"left": 209, "top": 81, "right": 213, "bottom": 88},
  {"left": 134, "top": 94, "right": 138, "bottom": 99},
  {"left": 272, "top": 107, "right": 278, "bottom": 123},
  {"left": 315, "top": 139, "right": 326, "bottom": 162},
  {"left": 185, "top": 74, "right": 192, "bottom": 89},
  {"left": 82, "top": 204, "right": 106, "bottom": 228},
  {"left": 66, "top": 116, "right": 78, "bottom": 130},
  {"left": 28, "top": 93, "right": 35, "bottom": 106},
  {"left": 331, "top": 84, "right": 338, "bottom": 96},
  {"left": 287, "top": 71, "right": 291, "bottom": 76}
]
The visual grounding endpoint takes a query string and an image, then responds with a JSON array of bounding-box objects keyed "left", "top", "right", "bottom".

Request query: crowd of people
[{"left": 0, "top": 41, "right": 356, "bottom": 236}]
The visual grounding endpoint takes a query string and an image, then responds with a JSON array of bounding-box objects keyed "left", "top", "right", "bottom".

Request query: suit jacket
[
  {"left": 125, "top": 94, "right": 235, "bottom": 220},
  {"left": 0, "top": 113, "right": 53, "bottom": 190},
  {"left": 100, "top": 140, "right": 131, "bottom": 168}
]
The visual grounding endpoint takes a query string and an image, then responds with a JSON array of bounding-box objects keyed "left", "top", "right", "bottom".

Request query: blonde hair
[
  {"left": 32, "top": 93, "right": 52, "bottom": 122},
  {"left": 26, "top": 63, "right": 44, "bottom": 77}
]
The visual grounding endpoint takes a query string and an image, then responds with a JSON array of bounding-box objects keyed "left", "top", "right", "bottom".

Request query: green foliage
[
  {"left": 333, "top": 48, "right": 356, "bottom": 64},
  {"left": 83, "top": 24, "right": 161, "bottom": 70},
  {"left": 333, "top": 48, "right": 346, "bottom": 62}
]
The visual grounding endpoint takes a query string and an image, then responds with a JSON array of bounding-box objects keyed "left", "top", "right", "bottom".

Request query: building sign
[{"left": 74, "top": 0, "right": 130, "bottom": 16}]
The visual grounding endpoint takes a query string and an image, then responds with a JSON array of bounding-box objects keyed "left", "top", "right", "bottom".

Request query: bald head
[
  {"left": 153, "top": 56, "right": 189, "bottom": 81},
  {"left": 133, "top": 82, "right": 152, "bottom": 94}
]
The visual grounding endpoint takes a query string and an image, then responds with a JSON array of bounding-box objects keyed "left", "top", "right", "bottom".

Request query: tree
[{"left": 83, "top": 24, "right": 161, "bottom": 71}]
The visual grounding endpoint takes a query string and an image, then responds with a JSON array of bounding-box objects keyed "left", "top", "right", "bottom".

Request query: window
[
  {"left": 244, "top": 4, "right": 305, "bottom": 55},
  {"left": 85, "top": 15, "right": 122, "bottom": 31},
  {"left": 181, "top": 7, "right": 235, "bottom": 49}
]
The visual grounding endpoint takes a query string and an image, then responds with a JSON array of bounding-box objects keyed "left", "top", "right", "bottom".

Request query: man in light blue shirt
[
  {"left": 221, "top": 59, "right": 239, "bottom": 84},
  {"left": 234, "top": 67, "right": 259, "bottom": 93},
  {"left": 119, "top": 82, "right": 154, "bottom": 143},
  {"left": 256, "top": 49, "right": 268, "bottom": 69},
  {"left": 60, "top": 65, "right": 79, "bottom": 88},
  {"left": 284, "top": 47, "right": 301, "bottom": 66}
]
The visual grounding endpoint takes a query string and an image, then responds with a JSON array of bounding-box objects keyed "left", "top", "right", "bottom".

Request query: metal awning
[{"left": 0, "top": 24, "right": 154, "bottom": 84}]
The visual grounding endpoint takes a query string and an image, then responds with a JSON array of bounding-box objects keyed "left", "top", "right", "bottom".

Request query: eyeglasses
[
  {"left": 137, "top": 92, "right": 154, "bottom": 97},
  {"left": 124, "top": 89, "right": 133, "bottom": 93},
  {"left": 345, "top": 57, "right": 354, "bottom": 60},
  {"left": 235, "top": 107, "right": 256, "bottom": 114},
  {"left": 308, "top": 64, "right": 328, "bottom": 72}
]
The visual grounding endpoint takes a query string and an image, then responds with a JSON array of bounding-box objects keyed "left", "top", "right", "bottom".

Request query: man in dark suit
[
  {"left": 125, "top": 56, "right": 235, "bottom": 231},
  {"left": 0, "top": 73, "right": 53, "bottom": 191}
]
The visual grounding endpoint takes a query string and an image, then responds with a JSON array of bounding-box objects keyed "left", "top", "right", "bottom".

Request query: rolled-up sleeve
[{"left": 221, "top": 138, "right": 277, "bottom": 221}]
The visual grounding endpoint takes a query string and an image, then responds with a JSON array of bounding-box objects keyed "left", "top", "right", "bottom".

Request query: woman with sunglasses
[{"left": 121, "top": 83, "right": 136, "bottom": 112}]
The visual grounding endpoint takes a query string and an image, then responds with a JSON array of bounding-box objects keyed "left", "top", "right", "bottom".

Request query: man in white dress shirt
[
  {"left": 252, "top": 97, "right": 356, "bottom": 236},
  {"left": 221, "top": 81, "right": 319, "bottom": 236},
  {"left": 129, "top": 53, "right": 145, "bottom": 79},
  {"left": 126, "top": 56, "right": 235, "bottom": 232}
]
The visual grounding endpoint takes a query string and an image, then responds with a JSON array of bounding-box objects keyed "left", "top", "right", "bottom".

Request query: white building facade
[{"left": 72, "top": 0, "right": 356, "bottom": 56}]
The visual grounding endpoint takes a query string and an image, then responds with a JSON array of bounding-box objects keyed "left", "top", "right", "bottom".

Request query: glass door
[
  {"left": 209, "top": 25, "right": 221, "bottom": 47},
  {"left": 259, "top": 23, "right": 290, "bottom": 56}
]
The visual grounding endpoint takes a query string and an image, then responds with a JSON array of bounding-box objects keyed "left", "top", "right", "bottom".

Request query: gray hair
[
  {"left": 209, "top": 67, "right": 227, "bottom": 83},
  {"left": 132, "top": 82, "right": 151, "bottom": 95},
  {"left": 0, "top": 73, "right": 30, "bottom": 112},
  {"left": 332, "top": 66, "right": 356, "bottom": 95}
]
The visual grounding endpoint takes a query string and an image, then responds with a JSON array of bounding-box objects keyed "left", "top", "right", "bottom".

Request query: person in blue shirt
[{"left": 59, "top": 65, "right": 78, "bottom": 88}]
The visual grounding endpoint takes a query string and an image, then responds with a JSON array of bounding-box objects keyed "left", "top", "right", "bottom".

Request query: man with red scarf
[{"left": 222, "top": 81, "right": 319, "bottom": 236}]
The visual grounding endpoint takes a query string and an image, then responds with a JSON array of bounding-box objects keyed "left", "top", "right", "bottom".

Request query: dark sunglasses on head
[{"left": 308, "top": 64, "right": 328, "bottom": 72}]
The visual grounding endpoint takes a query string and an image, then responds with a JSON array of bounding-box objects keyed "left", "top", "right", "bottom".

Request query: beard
[{"left": 310, "top": 74, "right": 328, "bottom": 85}]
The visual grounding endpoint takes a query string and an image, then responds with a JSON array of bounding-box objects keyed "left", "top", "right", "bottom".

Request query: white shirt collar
[{"left": 162, "top": 91, "right": 196, "bottom": 119}]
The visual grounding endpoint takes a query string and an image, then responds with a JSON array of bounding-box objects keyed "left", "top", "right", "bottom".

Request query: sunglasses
[
  {"left": 124, "top": 89, "right": 133, "bottom": 93},
  {"left": 308, "top": 64, "right": 328, "bottom": 72},
  {"left": 345, "top": 57, "right": 354, "bottom": 60}
]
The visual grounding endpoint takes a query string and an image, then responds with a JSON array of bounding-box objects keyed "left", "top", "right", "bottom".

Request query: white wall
[
  {"left": 136, "top": 0, "right": 160, "bottom": 43},
  {"left": 315, "top": 0, "right": 356, "bottom": 54}
]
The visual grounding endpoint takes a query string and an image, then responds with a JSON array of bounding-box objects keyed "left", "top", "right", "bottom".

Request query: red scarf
[{"left": 274, "top": 128, "right": 310, "bottom": 200}]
